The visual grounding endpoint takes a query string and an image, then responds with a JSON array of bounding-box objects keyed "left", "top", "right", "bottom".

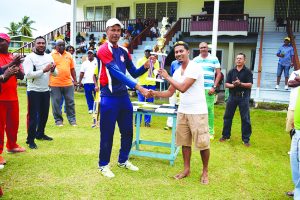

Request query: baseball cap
[
  {"left": 0, "top": 33, "right": 11, "bottom": 43},
  {"left": 87, "top": 49, "right": 94, "bottom": 54},
  {"left": 284, "top": 37, "right": 290, "bottom": 41},
  {"left": 144, "top": 45, "right": 152, "bottom": 51},
  {"left": 106, "top": 18, "right": 124, "bottom": 29}
]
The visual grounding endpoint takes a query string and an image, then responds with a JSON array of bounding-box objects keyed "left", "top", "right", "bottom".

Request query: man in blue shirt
[{"left": 276, "top": 37, "right": 294, "bottom": 90}]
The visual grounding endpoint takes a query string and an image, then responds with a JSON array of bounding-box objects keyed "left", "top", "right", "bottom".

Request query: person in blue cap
[{"left": 135, "top": 45, "right": 160, "bottom": 127}]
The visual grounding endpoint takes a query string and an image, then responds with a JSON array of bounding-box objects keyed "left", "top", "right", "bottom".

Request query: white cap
[{"left": 106, "top": 18, "right": 124, "bottom": 29}]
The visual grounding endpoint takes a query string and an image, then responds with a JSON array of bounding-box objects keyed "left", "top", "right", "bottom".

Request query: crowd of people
[{"left": 0, "top": 16, "right": 298, "bottom": 198}]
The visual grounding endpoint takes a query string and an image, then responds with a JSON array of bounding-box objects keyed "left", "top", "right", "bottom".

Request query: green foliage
[
  {"left": 5, "top": 16, "right": 36, "bottom": 37},
  {"left": 5, "top": 22, "right": 19, "bottom": 36},
  {"left": 1, "top": 87, "right": 292, "bottom": 199},
  {"left": 18, "top": 16, "right": 36, "bottom": 37}
]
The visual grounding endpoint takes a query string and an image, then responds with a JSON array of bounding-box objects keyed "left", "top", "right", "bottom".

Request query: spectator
[
  {"left": 65, "top": 28, "right": 70, "bottom": 44},
  {"left": 99, "top": 34, "right": 107, "bottom": 45},
  {"left": 219, "top": 53, "right": 253, "bottom": 147},
  {"left": 0, "top": 33, "right": 26, "bottom": 165},
  {"left": 150, "top": 24, "right": 159, "bottom": 41},
  {"left": 78, "top": 50, "right": 98, "bottom": 114},
  {"left": 54, "top": 31, "right": 64, "bottom": 42},
  {"left": 50, "top": 39, "right": 78, "bottom": 126},
  {"left": 23, "top": 36, "right": 57, "bottom": 149},
  {"left": 193, "top": 42, "right": 222, "bottom": 140},
  {"left": 276, "top": 37, "right": 294, "bottom": 90}
]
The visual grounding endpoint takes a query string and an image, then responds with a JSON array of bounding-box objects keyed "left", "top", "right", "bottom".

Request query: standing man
[
  {"left": 276, "top": 37, "right": 294, "bottom": 90},
  {"left": 135, "top": 45, "right": 160, "bottom": 127},
  {"left": 50, "top": 39, "right": 77, "bottom": 126},
  {"left": 193, "top": 42, "right": 222, "bottom": 139},
  {"left": 23, "top": 36, "right": 57, "bottom": 149},
  {"left": 219, "top": 53, "right": 253, "bottom": 146},
  {"left": 151, "top": 41, "right": 210, "bottom": 184},
  {"left": 78, "top": 50, "right": 98, "bottom": 114},
  {"left": 97, "top": 18, "right": 154, "bottom": 178},
  {"left": 0, "top": 33, "right": 26, "bottom": 165}
]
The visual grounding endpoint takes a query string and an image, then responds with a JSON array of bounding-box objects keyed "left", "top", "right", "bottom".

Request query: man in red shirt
[{"left": 0, "top": 33, "right": 26, "bottom": 165}]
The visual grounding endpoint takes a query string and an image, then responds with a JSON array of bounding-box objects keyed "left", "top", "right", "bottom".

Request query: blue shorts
[{"left": 277, "top": 64, "right": 290, "bottom": 78}]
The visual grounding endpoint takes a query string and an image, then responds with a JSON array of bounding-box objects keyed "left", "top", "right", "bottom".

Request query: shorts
[
  {"left": 286, "top": 109, "right": 294, "bottom": 132},
  {"left": 176, "top": 113, "right": 210, "bottom": 150},
  {"left": 277, "top": 64, "right": 290, "bottom": 78}
]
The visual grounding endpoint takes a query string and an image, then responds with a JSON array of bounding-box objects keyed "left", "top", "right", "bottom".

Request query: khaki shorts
[
  {"left": 286, "top": 109, "right": 294, "bottom": 132},
  {"left": 176, "top": 113, "right": 210, "bottom": 150}
]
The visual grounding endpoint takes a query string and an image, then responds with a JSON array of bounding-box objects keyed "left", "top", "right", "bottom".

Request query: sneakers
[
  {"left": 219, "top": 137, "right": 230, "bottom": 142},
  {"left": 285, "top": 85, "right": 289, "bottom": 90},
  {"left": 145, "top": 123, "right": 151, "bottom": 127},
  {"left": 55, "top": 121, "right": 63, "bottom": 127},
  {"left": 36, "top": 135, "right": 53, "bottom": 141},
  {"left": 88, "top": 110, "right": 93, "bottom": 114},
  {"left": 118, "top": 160, "right": 139, "bottom": 171},
  {"left": 70, "top": 121, "right": 77, "bottom": 126},
  {"left": 0, "top": 156, "right": 6, "bottom": 165},
  {"left": 7, "top": 146, "right": 26, "bottom": 153},
  {"left": 275, "top": 85, "right": 279, "bottom": 89},
  {"left": 99, "top": 165, "right": 115, "bottom": 178},
  {"left": 26, "top": 141, "right": 38, "bottom": 149},
  {"left": 164, "top": 126, "right": 171, "bottom": 130}
]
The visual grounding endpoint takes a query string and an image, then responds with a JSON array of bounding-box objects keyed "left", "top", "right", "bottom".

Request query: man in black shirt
[{"left": 219, "top": 53, "right": 253, "bottom": 147}]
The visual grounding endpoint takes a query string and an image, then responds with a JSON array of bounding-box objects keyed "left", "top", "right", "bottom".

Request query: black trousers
[
  {"left": 26, "top": 91, "right": 50, "bottom": 143},
  {"left": 222, "top": 94, "right": 252, "bottom": 143}
]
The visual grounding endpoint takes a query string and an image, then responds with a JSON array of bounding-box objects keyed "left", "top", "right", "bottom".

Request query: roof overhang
[{"left": 55, "top": 0, "right": 70, "bottom": 5}]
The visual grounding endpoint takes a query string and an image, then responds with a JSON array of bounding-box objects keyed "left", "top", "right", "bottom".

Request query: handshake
[{"left": 138, "top": 88, "right": 158, "bottom": 99}]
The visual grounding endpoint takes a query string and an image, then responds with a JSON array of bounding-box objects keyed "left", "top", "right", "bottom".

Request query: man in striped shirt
[{"left": 193, "top": 42, "right": 222, "bottom": 139}]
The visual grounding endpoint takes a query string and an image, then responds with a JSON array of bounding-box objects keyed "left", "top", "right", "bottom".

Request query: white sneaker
[
  {"left": 275, "top": 85, "right": 279, "bottom": 89},
  {"left": 118, "top": 160, "right": 139, "bottom": 171},
  {"left": 99, "top": 165, "right": 115, "bottom": 178},
  {"left": 88, "top": 110, "right": 93, "bottom": 114},
  {"left": 285, "top": 85, "right": 289, "bottom": 90}
]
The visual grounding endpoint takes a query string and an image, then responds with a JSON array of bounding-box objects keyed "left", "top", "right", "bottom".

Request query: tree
[
  {"left": 5, "top": 22, "right": 20, "bottom": 36},
  {"left": 18, "top": 16, "right": 36, "bottom": 37}
]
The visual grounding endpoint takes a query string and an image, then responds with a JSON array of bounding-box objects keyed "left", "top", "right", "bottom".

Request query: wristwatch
[{"left": 213, "top": 85, "right": 217, "bottom": 89}]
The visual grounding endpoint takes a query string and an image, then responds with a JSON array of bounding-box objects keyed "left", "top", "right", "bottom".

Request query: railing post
[{"left": 256, "top": 17, "right": 264, "bottom": 98}]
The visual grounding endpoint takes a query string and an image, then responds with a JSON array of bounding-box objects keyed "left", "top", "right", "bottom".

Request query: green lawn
[{"left": 1, "top": 87, "right": 293, "bottom": 199}]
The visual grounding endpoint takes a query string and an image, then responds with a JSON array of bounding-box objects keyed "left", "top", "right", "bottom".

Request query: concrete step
[{"left": 251, "top": 87, "right": 290, "bottom": 104}]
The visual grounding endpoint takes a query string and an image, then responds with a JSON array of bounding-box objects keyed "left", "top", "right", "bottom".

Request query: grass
[{"left": 1, "top": 87, "right": 293, "bottom": 199}]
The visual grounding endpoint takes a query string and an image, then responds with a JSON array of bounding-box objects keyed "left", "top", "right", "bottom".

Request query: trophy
[{"left": 146, "top": 17, "right": 168, "bottom": 83}]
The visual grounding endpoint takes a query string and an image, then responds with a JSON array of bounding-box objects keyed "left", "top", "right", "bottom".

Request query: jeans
[
  {"left": 290, "top": 130, "right": 300, "bottom": 199},
  {"left": 50, "top": 86, "right": 76, "bottom": 124},
  {"left": 277, "top": 63, "right": 290, "bottom": 78},
  {"left": 135, "top": 85, "right": 156, "bottom": 124},
  {"left": 222, "top": 95, "right": 252, "bottom": 143}
]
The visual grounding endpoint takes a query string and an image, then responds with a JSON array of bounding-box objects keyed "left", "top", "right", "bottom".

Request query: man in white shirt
[
  {"left": 78, "top": 50, "right": 98, "bottom": 114},
  {"left": 23, "top": 36, "right": 57, "bottom": 149},
  {"left": 150, "top": 41, "right": 210, "bottom": 184}
]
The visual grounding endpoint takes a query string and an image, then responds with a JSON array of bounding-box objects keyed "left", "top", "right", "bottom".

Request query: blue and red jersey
[{"left": 97, "top": 41, "right": 147, "bottom": 97}]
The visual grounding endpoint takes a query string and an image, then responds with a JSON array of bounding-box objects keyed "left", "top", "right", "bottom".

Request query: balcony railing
[
  {"left": 287, "top": 18, "right": 300, "bottom": 70},
  {"left": 180, "top": 15, "right": 265, "bottom": 34}
]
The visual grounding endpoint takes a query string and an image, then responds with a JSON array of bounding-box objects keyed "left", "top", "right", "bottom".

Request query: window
[
  {"left": 204, "top": 0, "right": 244, "bottom": 15},
  {"left": 85, "top": 6, "right": 111, "bottom": 21},
  {"left": 136, "top": 2, "right": 177, "bottom": 21}
]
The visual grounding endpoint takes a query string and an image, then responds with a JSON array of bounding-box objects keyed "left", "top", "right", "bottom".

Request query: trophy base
[{"left": 146, "top": 77, "right": 164, "bottom": 83}]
